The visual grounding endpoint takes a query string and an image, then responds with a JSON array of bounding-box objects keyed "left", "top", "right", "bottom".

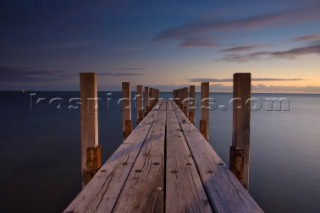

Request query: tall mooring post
[
  {"left": 122, "top": 82, "right": 132, "bottom": 139},
  {"left": 144, "top": 87, "right": 149, "bottom": 115},
  {"left": 189, "top": 85, "right": 196, "bottom": 124},
  {"left": 80, "top": 73, "right": 101, "bottom": 187},
  {"left": 230, "top": 73, "right": 251, "bottom": 189},
  {"left": 178, "top": 88, "right": 183, "bottom": 109},
  {"left": 200, "top": 82, "right": 209, "bottom": 141},
  {"left": 182, "top": 87, "right": 189, "bottom": 117},
  {"left": 149, "top": 88, "right": 154, "bottom": 109},
  {"left": 136, "top": 85, "right": 143, "bottom": 124}
]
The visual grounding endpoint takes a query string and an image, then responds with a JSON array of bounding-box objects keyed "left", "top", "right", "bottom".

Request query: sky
[{"left": 0, "top": 0, "right": 320, "bottom": 93}]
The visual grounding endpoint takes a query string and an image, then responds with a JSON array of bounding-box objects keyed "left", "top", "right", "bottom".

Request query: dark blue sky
[{"left": 1, "top": 0, "right": 320, "bottom": 92}]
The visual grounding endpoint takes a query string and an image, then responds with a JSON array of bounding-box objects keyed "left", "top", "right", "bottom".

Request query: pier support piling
[
  {"left": 80, "top": 73, "right": 101, "bottom": 187},
  {"left": 183, "top": 87, "right": 189, "bottom": 117},
  {"left": 230, "top": 73, "right": 251, "bottom": 189},
  {"left": 189, "top": 85, "right": 195, "bottom": 124},
  {"left": 200, "top": 82, "right": 210, "bottom": 141},
  {"left": 136, "top": 85, "right": 143, "bottom": 124},
  {"left": 122, "top": 82, "right": 132, "bottom": 139},
  {"left": 144, "top": 87, "right": 149, "bottom": 115}
]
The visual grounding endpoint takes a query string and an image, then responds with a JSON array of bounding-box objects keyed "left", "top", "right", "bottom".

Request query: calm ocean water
[{"left": 0, "top": 91, "right": 319, "bottom": 213}]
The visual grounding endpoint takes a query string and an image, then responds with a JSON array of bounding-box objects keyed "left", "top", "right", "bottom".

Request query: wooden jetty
[{"left": 64, "top": 73, "right": 263, "bottom": 213}]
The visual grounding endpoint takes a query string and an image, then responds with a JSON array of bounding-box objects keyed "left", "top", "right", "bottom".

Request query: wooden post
[
  {"left": 189, "top": 85, "right": 195, "bottom": 124},
  {"left": 179, "top": 88, "right": 183, "bottom": 109},
  {"left": 172, "top": 89, "right": 176, "bottom": 109},
  {"left": 176, "top": 89, "right": 179, "bottom": 108},
  {"left": 200, "top": 82, "right": 209, "bottom": 141},
  {"left": 183, "top": 87, "right": 189, "bottom": 117},
  {"left": 149, "top": 88, "right": 154, "bottom": 110},
  {"left": 80, "top": 73, "right": 101, "bottom": 187},
  {"left": 144, "top": 87, "right": 149, "bottom": 115},
  {"left": 122, "top": 82, "right": 132, "bottom": 139},
  {"left": 152, "top": 88, "right": 156, "bottom": 107},
  {"left": 230, "top": 73, "right": 251, "bottom": 189},
  {"left": 86, "top": 145, "right": 102, "bottom": 185},
  {"left": 136, "top": 85, "right": 143, "bottom": 124}
]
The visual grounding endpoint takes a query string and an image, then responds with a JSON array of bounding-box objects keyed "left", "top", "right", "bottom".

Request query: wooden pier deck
[{"left": 64, "top": 99, "right": 263, "bottom": 213}]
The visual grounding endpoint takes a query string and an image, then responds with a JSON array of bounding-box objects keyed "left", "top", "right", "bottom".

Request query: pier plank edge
[
  {"left": 64, "top": 101, "right": 162, "bottom": 213},
  {"left": 172, "top": 100, "right": 263, "bottom": 213}
]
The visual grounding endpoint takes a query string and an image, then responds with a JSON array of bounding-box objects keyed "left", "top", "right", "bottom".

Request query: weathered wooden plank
[
  {"left": 231, "top": 73, "right": 251, "bottom": 189},
  {"left": 80, "top": 73, "right": 99, "bottom": 187},
  {"left": 64, "top": 102, "right": 162, "bottom": 213},
  {"left": 172, "top": 101, "right": 263, "bottom": 213},
  {"left": 112, "top": 100, "right": 166, "bottom": 213},
  {"left": 166, "top": 101, "right": 212, "bottom": 213}
]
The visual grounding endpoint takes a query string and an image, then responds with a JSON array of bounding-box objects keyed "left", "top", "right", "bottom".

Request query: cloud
[
  {"left": 210, "top": 84, "right": 320, "bottom": 94},
  {"left": 0, "top": 65, "right": 76, "bottom": 83},
  {"left": 292, "top": 34, "right": 320, "bottom": 42},
  {"left": 222, "top": 44, "right": 320, "bottom": 62},
  {"left": 148, "top": 83, "right": 320, "bottom": 94},
  {"left": 0, "top": 65, "right": 145, "bottom": 83},
  {"left": 179, "top": 37, "right": 219, "bottom": 48},
  {"left": 220, "top": 45, "right": 262, "bottom": 52},
  {"left": 98, "top": 72, "right": 144, "bottom": 77},
  {"left": 271, "top": 45, "right": 320, "bottom": 57},
  {"left": 154, "top": 6, "right": 320, "bottom": 43},
  {"left": 0, "top": 40, "right": 99, "bottom": 51},
  {"left": 187, "top": 78, "right": 304, "bottom": 83},
  {"left": 37, "top": 40, "right": 99, "bottom": 50},
  {"left": 252, "top": 84, "right": 320, "bottom": 94},
  {"left": 98, "top": 67, "right": 145, "bottom": 77},
  {"left": 115, "top": 67, "right": 145, "bottom": 71}
]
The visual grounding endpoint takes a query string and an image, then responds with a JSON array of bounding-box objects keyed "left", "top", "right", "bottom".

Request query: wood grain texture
[
  {"left": 166, "top": 101, "right": 212, "bottom": 213},
  {"left": 172, "top": 101, "right": 263, "bottom": 213},
  {"left": 122, "top": 82, "right": 132, "bottom": 139},
  {"left": 125, "top": 120, "right": 132, "bottom": 138},
  {"left": 67, "top": 98, "right": 262, "bottom": 213},
  {"left": 112, "top": 100, "right": 166, "bottom": 213},
  {"left": 149, "top": 88, "right": 155, "bottom": 110},
  {"left": 178, "top": 88, "right": 182, "bottom": 109},
  {"left": 200, "top": 120, "right": 207, "bottom": 141},
  {"left": 189, "top": 85, "right": 196, "bottom": 124},
  {"left": 85, "top": 145, "right": 102, "bottom": 185},
  {"left": 144, "top": 87, "right": 149, "bottom": 115},
  {"left": 230, "top": 147, "right": 245, "bottom": 185},
  {"left": 64, "top": 102, "right": 162, "bottom": 213},
  {"left": 200, "top": 82, "right": 210, "bottom": 141},
  {"left": 80, "top": 73, "right": 99, "bottom": 187},
  {"left": 231, "top": 73, "right": 251, "bottom": 189}
]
